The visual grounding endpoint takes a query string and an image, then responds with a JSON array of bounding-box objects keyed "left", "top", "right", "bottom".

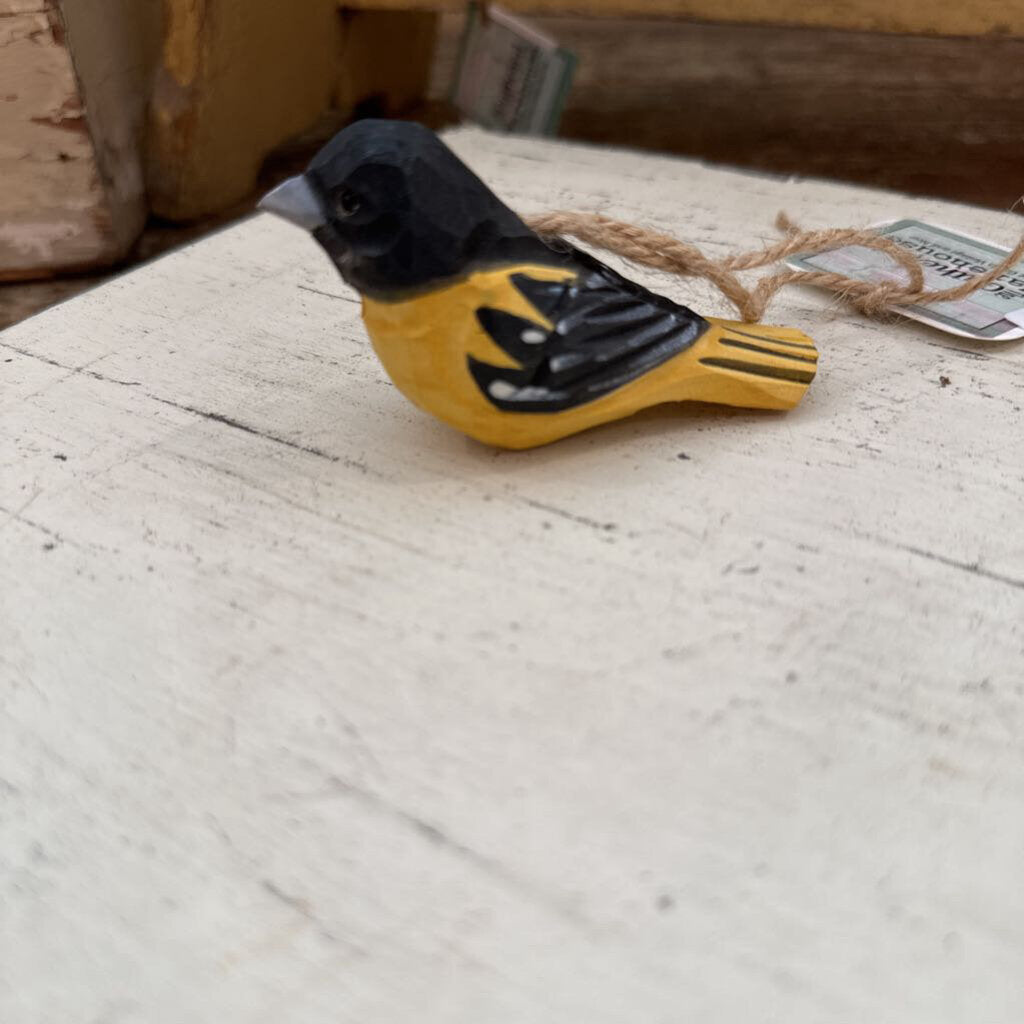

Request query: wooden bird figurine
[{"left": 260, "top": 120, "right": 817, "bottom": 449}]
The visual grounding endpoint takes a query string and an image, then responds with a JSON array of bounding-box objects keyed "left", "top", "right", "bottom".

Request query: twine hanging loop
[{"left": 524, "top": 210, "right": 1024, "bottom": 324}]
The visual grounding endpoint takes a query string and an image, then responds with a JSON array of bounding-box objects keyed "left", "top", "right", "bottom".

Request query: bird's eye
[{"left": 334, "top": 188, "right": 362, "bottom": 218}]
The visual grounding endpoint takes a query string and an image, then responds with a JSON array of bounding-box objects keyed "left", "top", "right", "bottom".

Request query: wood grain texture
[
  {"left": 2, "top": 129, "right": 1024, "bottom": 1022},
  {"left": 345, "top": 0, "right": 1024, "bottom": 38},
  {"left": 427, "top": 14, "right": 1024, "bottom": 210},
  {"left": 556, "top": 18, "right": 1024, "bottom": 210}
]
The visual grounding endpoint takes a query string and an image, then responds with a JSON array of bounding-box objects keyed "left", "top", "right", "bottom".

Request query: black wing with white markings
[{"left": 468, "top": 247, "right": 708, "bottom": 414}]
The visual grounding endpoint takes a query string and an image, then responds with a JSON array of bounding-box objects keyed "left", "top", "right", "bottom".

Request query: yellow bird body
[
  {"left": 259, "top": 120, "right": 819, "bottom": 449},
  {"left": 363, "top": 263, "right": 818, "bottom": 449}
]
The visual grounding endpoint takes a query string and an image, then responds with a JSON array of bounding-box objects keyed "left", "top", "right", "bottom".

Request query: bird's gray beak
[{"left": 258, "top": 174, "right": 325, "bottom": 232}]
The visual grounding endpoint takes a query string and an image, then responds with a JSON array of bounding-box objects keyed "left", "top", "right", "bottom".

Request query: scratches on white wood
[{"left": 2, "top": 129, "right": 1024, "bottom": 1023}]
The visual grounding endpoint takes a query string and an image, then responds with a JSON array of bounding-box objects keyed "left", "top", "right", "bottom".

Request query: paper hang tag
[
  {"left": 787, "top": 218, "right": 1024, "bottom": 341},
  {"left": 452, "top": 3, "right": 577, "bottom": 137}
]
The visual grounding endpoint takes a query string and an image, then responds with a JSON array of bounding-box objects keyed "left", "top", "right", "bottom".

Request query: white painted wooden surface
[{"left": 2, "top": 128, "right": 1023, "bottom": 1023}]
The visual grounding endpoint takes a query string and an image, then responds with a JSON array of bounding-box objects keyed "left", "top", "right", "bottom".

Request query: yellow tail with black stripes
[{"left": 679, "top": 317, "right": 819, "bottom": 411}]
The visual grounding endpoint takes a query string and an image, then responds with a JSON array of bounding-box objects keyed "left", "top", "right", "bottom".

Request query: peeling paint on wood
[{"left": 0, "top": 0, "right": 158, "bottom": 278}]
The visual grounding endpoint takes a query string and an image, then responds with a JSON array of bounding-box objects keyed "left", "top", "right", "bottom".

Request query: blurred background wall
[{"left": 3, "top": 0, "right": 1023, "bottom": 328}]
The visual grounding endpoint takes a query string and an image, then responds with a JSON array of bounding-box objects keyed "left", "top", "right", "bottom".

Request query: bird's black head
[{"left": 259, "top": 120, "right": 547, "bottom": 298}]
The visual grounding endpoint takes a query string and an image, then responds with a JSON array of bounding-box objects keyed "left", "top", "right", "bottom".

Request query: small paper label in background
[
  {"left": 787, "top": 219, "right": 1024, "bottom": 340},
  {"left": 452, "top": 3, "right": 577, "bottom": 136}
]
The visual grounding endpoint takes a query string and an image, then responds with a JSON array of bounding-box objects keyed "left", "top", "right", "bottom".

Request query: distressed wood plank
[
  {"left": 0, "top": 0, "right": 158, "bottom": 278},
  {"left": 1, "top": 129, "right": 1023, "bottom": 1023},
  {"left": 534, "top": 17, "right": 1024, "bottom": 209}
]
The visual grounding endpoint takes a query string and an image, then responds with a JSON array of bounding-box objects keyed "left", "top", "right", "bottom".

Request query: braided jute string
[{"left": 524, "top": 210, "right": 1024, "bottom": 324}]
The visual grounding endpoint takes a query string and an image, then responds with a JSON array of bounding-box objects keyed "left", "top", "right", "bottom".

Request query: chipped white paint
[
  {"left": 0, "top": 0, "right": 156, "bottom": 276},
  {"left": 1, "top": 129, "right": 1023, "bottom": 1024}
]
